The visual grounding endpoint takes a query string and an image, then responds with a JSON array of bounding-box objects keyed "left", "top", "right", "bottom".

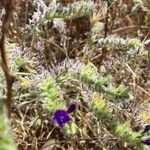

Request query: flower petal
[
  {"left": 67, "top": 103, "right": 77, "bottom": 114},
  {"left": 53, "top": 109, "right": 70, "bottom": 127},
  {"left": 142, "top": 138, "right": 150, "bottom": 145}
]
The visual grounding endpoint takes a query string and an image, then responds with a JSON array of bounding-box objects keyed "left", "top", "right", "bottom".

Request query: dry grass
[{"left": 1, "top": 0, "right": 150, "bottom": 149}]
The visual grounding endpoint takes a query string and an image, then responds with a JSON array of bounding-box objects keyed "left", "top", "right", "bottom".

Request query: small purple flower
[
  {"left": 52, "top": 103, "right": 77, "bottom": 128},
  {"left": 142, "top": 138, "right": 150, "bottom": 145},
  {"left": 53, "top": 110, "right": 70, "bottom": 128}
]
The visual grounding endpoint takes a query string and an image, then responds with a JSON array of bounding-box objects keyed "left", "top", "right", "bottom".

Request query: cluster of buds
[{"left": 142, "top": 125, "right": 150, "bottom": 145}]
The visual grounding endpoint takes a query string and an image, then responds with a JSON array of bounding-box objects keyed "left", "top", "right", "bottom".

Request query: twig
[
  {"left": 111, "top": 25, "right": 149, "bottom": 33},
  {"left": 0, "top": 0, "right": 15, "bottom": 117},
  {"left": 41, "top": 137, "right": 118, "bottom": 149},
  {"left": 125, "top": 63, "right": 150, "bottom": 97},
  {"left": 104, "top": 3, "right": 109, "bottom": 38},
  {"left": 99, "top": 1, "right": 109, "bottom": 66}
]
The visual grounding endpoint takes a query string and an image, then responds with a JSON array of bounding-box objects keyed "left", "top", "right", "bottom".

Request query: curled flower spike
[
  {"left": 52, "top": 103, "right": 77, "bottom": 128},
  {"left": 67, "top": 103, "right": 77, "bottom": 114},
  {"left": 143, "top": 125, "right": 150, "bottom": 134},
  {"left": 142, "top": 138, "right": 150, "bottom": 145}
]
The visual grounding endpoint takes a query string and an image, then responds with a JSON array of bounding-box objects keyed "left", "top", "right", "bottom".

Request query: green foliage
[
  {"left": 12, "top": 57, "right": 36, "bottom": 74},
  {"left": 40, "top": 61, "right": 138, "bottom": 147},
  {"left": 127, "top": 38, "right": 141, "bottom": 49},
  {"left": 19, "top": 77, "right": 31, "bottom": 89},
  {"left": 78, "top": 62, "right": 142, "bottom": 147},
  {"left": 0, "top": 70, "right": 16, "bottom": 150},
  {"left": 81, "top": 62, "right": 98, "bottom": 84},
  {"left": 95, "top": 76, "right": 110, "bottom": 92},
  {"left": 91, "top": 95, "right": 108, "bottom": 113},
  {"left": 133, "top": 0, "right": 143, "bottom": 5},
  {"left": 0, "top": 75, "right": 5, "bottom": 111},
  {"left": 115, "top": 123, "right": 143, "bottom": 149},
  {"left": 91, "top": 95, "right": 143, "bottom": 149},
  {"left": 56, "top": 72, "right": 74, "bottom": 84},
  {"left": 108, "top": 84, "right": 130, "bottom": 100},
  {"left": 85, "top": 36, "right": 143, "bottom": 64},
  {"left": 91, "top": 22, "right": 105, "bottom": 35},
  {"left": 98, "top": 36, "right": 141, "bottom": 50},
  {"left": 63, "top": 122, "right": 78, "bottom": 136},
  {"left": 46, "top": 1, "right": 95, "bottom": 21},
  {"left": 1, "top": 0, "right": 150, "bottom": 149},
  {"left": 107, "top": 0, "right": 116, "bottom": 6},
  {"left": 40, "top": 77, "right": 65, "bottom": 112},
  {"left": 91, "top": 95, "right": 117, "bottom": 130},
  {"left": 80, "top": 63, "right": 130, "bottom": 100},
  {"left": 0, "top": 111, "right": 16, "bottom": 150}
]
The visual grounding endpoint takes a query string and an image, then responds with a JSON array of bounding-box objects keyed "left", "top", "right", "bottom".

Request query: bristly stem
[
  {"left": 104, "top": 4, "right": 109, "bottom": 38},
  {"left": 0, "top": 0, "right": 15, "bottom": 118},
  {"left": 99, "top": 2, "right": 109, "bottom": 65}
]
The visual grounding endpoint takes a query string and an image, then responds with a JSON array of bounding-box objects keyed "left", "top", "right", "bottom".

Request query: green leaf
[
  {"left": 64, "top": 122, "right": 78, "bottom": 136},
  {"left": 92, "top": 22, "right": 104, "bottom": 34},
  {"left": 81, "top": 62, "right": 98, "bottom": 84},
  {"left": 91, "top": 95, "right": 107, "bottom": 111},
  {"left": 95, "top": 76, "right": 110, "bottom": 92},
  {"left": 108, "top": 85, "right": 129, "bottom": 100},
  {"left": 127, "top": 38, "right": 141, "bottom": 49},
  {"left": 115, "top": 123, "right": 142, "bottom": 148},
  {"left": 0, "top": 111, "right": 16, "bottom": 150}
]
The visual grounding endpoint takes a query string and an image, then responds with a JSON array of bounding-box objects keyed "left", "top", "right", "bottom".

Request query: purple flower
[
  {"left": 142, "top": 138, "right": 150, "bottom": 145},
  {"left": 53, "top": 110, "right": 70, "bottom": 128},
  {"left": 52, "top": 103, "right": 77, "bottom": 128}
]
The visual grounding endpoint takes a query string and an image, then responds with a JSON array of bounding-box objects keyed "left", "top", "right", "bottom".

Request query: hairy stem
[
  {"left": 0, "top": 0, "right": 15, "bottom": 117},
  {"left": 99, "top": 2, "right": 109, "bottom": 66}
]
